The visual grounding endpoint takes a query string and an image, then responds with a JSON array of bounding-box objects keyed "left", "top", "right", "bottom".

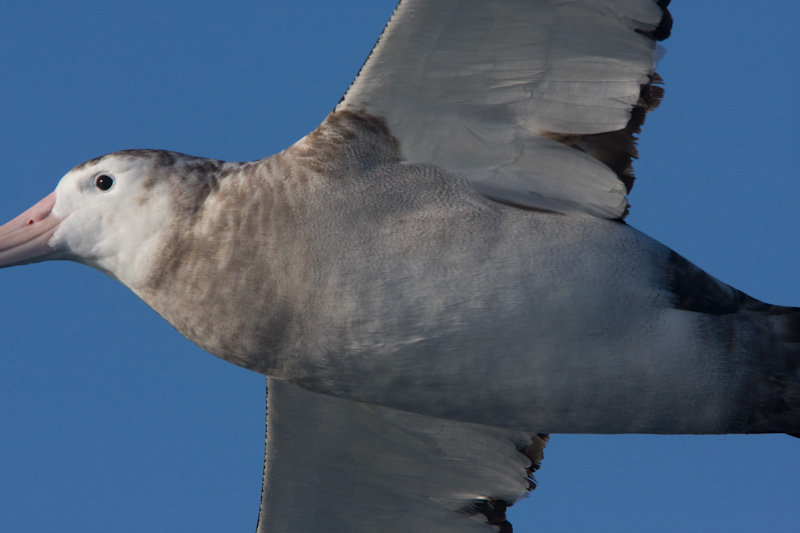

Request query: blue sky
[{"left": 1, "top": 2, "right": 798, "bottom": 532}]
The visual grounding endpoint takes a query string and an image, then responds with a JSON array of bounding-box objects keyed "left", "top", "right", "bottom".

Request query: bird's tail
[
  {"left": 668, "top": 251, "right": 799, "bottom": 436},
  {"left": 738, "top": 299, "right": 800, "bottom": 436}
]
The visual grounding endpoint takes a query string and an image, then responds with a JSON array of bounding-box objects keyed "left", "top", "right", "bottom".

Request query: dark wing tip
[
  {"left": 464, "top": 433, "right": 549, "bottom": 531},
  {"left": 637, "top": 0, "right": 673, "bottom": 42},
  {"left": 653, "top": 0, "right": 674, "bottom": 41}
]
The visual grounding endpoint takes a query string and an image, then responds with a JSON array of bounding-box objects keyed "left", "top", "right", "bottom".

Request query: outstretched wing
[
  {"left": 257, "top": 378, "right": 547, "bottom": 532},
  {"left": 338, "top": 0, "right": 671, "bottom": 218}
]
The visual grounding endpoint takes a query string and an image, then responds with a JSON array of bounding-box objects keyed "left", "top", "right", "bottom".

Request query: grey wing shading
[
  {"left": 338, "top": 0, "right": 671, "bottom": 219},
  {"left": 256, "top": 377, "right": 547, "bottom": 532}
]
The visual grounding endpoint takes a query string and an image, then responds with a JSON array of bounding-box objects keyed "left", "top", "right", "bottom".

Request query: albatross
[{"left": 1, "top": 2, "right": 800, "bottom": 528}]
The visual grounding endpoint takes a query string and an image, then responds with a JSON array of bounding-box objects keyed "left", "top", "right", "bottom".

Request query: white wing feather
[
  {"left": 338, "top": 0, "right": 668, "bottom": 218},
  {"left": 257, "top": 378, "right": 545, "bottom": 532}
]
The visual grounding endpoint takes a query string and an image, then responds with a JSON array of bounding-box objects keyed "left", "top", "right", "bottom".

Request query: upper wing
[
  {"left": 337, "top": 0, "right": 671, "bottom": 219},
  {"left": 257, "top": 377, "right": 547, "bottom": 532}
]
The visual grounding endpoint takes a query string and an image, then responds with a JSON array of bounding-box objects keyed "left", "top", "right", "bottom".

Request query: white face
[
  {"left": 0, "top": 149, "right": 230, "bottom": 287},
  {"left": 47, "top": 153, "right": 173, "bottom": 285}
]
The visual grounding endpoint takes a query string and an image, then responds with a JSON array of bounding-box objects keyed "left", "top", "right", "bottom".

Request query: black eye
[{"left": 95, "top": 174, "right": 114, "bottom": 191}]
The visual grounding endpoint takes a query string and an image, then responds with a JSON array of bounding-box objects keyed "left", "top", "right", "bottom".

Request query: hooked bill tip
[{"left": 0, "top": 192, "right": 62, "bottom": 268}]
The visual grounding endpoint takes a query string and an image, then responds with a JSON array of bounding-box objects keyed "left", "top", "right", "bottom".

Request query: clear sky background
[{"left": 1, "top": 2, "right": 798, "bottom": 532}]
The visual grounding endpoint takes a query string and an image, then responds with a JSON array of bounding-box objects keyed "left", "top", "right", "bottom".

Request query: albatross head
[{"left": 0, "top": 150, "right": 203, "bottom": 285}]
